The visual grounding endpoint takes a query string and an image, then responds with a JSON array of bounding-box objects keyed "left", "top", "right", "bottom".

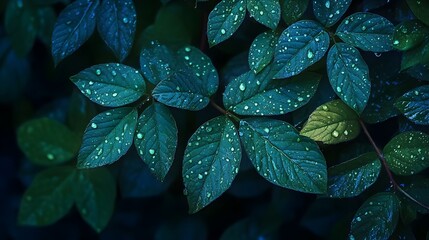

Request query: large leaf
[
  {"left": 273, "top": 20, "right": 329, "bottom": 79},
  {"left": 77, "top": 107, "right": 138, "bottom": 168},
  {"left": 327, "top": 152, "right": 381, "bottom": 198},
  {"left": 18, "top": 166, "right": 75, "bottom": 226},
  {"left": 300, "top": 99, "right": 361, "bottom": 144},
  {"left": 207, "top": 0, "right": 246, "bottom": 46},
  {"left": 349, "top": 192, "right": 400, "bottom": 240},
  {"left": 248, "top": 31, "right": 279, "bottom": 74},
  {"left": 312, "top": 0, "right": 351, "bottom": 27},
  {"left": 383, "top": 131, "right": 429, "bottom": 175},
  {"left": 74, "top": 168, "right": 116, "bottom": 233},
  {"left": 223, "top": 70, "right": 320, "bottom": 116},
  {"left": 51, "top": 0, "right": 99, "bottom": 65},
  {"left": 392, "top": 20, "right": 429, "bottom": 51},
  {"left": 395, "top": 85, "right": 429, "bottom": 125},
  {"left": 281, "top": 0, "right": 309, "bottom": 25},
  {"left": 17, "top": 118, "right": 81, "bottom": 166},
  {"left": 247, "top": 0, "right": 281, "bottom": 29},
  {"left": 70, "top": 63, "right": 146, "bottom": 107},
  {"left": 336, "top": 12, "right": 394, "bottom": 52},
  {"left": 239, "top": 118, "right": 327, "bottom": 194},
  {"left": 140, "top": 41, "right": 178, "bottom": 85},
  {"left": 97, "top": 0, "right": 136, "bottom": 61},
  {"left": 183, "top": 116, "right": 241, "bottom": 213},
  {"left": 406, "top": 0, "right": 429, "bottom": 26},
  {"left": 134, "top": 103, "right": 178, "bottom": 181},
  {"left": 327, "top": 43, "right": 370, "bottom": 114}
]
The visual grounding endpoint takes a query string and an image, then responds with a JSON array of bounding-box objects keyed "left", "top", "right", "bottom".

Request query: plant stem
[
  {"left": 210, "top": 99, "right": 240, "bottom": 122},
  {"left": 359, "top": 119, "right": 429, "bottom": 210}
]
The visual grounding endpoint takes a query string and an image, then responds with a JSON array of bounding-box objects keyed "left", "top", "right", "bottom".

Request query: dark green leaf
[
  {"left": 36, "top": 7, "right": 56, "bottom": 47},
  {"left": 239, "top": 118, "right": 327, "bottom": 194},
  {"left": 281, "top": 0, "right": 309, "bottom": 25},
  {"left": 18, "top": 166, "right": 75, "bottom": 226},
  {"left": 349, "top": 192, "right": 400, "bottom": 240},
  {"left": 134, "top": 103, "right": 178, "bottom": 181},
  {"left": 336, "top": 12, "right": 395, "bottom": 52},
  {"left": 327, "top": 43, "right": 370, "bottom": 114},
  {"left": 300, "top": 99, "right": 361, "bottom": 144},
  {"left": 383, "top": 131, "right": 429, "bottom": 175},
  {"left": 51, "top": 0, "right": 99, "bottom": 65},
  {"left": 312, "top": 0, "right": 351, "bottom": 27},
  {"left": 406, "top": 0, "right": 429, "bottom": 26},
  {"left": 207, "top": 0, "right": 246, "bottom": 46},
  {"left": 17, "top": 118, "right": 80, "bottom": 166},
  {"left": 392, "top": 20, "right": 429, "bottom": 51},
  {"left": 75, "top": 168, "right": 116, "bottom": 233},
  {"left": 223, "top": 70, "right": 320, "bottom": 116},
  {"left": 273, "top": 20, "right": 330, "bottom": 79},
  {"left": 97, "top": 0, "right": 136, "bottom": 61},
  {"left": 247, "top": 0, "right": 281, "bottom": 29},
  {"left": 70, "top": 63, "right": 146, "bottom": 107},
  {"left": 77, "top": 107, "right": 138, "bottom": 168},
  {"left": 395, "top": 85, "right": 429, "bottom": 125},
  {"left": 248, "top": 31, "right": 279, "bottom": 74},
  {"left": 327, "top": 152, "right": 381, "bottom": 198},
  {"left": 140, "top": 41, "right": 178, "bottom": 85},
  {"left": 403, "top": 178, "right": 429, "bottom": 214},
  {"left": 183, "top": 116, "right": 241, "bottom": 213},
  {"left": 406, "top": 64, "right": 429, "bottom": 81},
  {"left": 67, "top": 91, "right": 97, "bottom": 133},
  {"left": 401, "top": 39, "right": 429, "bottom": 71}
]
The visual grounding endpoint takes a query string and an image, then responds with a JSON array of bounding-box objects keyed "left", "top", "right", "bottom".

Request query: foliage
[{"left": 3, "top": 0, "right": 429, "bottom": 238}]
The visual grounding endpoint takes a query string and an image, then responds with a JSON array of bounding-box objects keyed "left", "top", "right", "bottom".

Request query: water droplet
[
  {"left": 336, "top": 87, "right": 342, "bottom": 93},
  {"left": 136, "top": 133, "right": 143, "bottom": 139},
  {"left": 356, "top": 216, "right": 361, "bottom": 222},
  {"left": 122, "top": 17, "right": 129, "bottom": 23},
  {"left": 95, "top": 69, "right": 101, "bottom": 75},
  {"left": 220, "top": 29, "right": 226, "bottom": 35},
  {"left": 332, "top": 131, "right": 339, "bottom": 137},
  {"left": 264, "top": 128, "right": 270, "bottom": 133},
  {"left": 393, "top": 40, "right": 399, "bottom": 45},
  {"left": 239, "top": 83, "right": 246, "bottom": 91},
  {"left": 91, "top": 123, "right": 97, "bottom": 128},
  {"left": 206, "top": 126, "right": 213, "bottom": 132},
  {"left": 47, "top": 153, "right": 55, "bottom": 160},
  {"left": 325, "top": 0, "right": 330, "bottom": 8},
  {"left": 149, "top": 149, "right": 155, "bottom": 155},
  {"left": 198, "top": 174, "right": 203, "bottom": 179},
  {"left": 344, "top": 130, "right": 349, "bottom": 136},
  {"left": 307, "top": 49, "right": 314, "bottom": 59},
  {"left": 322, "top": 105, "right": 328, "bottom": 110}
]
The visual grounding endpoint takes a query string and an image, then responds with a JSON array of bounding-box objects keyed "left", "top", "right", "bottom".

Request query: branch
[{"left": 210, "top": 99, "right": 240, "bottom": 122}]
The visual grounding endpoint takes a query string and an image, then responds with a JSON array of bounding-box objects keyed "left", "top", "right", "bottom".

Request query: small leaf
[
  {"left": 312, "top": 0, "right": 352, "bottom": 27},
  {"left": 392, "top": 20, "right": 429, "bottom": 51},
  {"left": 395, "top": 85, "right": 429, "bottom": 125},
  {"left": 327, "top": 43, "right": 371, "bottom": 114},
  {"left": 300, "top": 99, "right": 360, "bottom": 144},
  {"left": 336, "top": 12, "right": 395, "bottom": 52},
  {"left": 406, "top": 0, "right": 429, "bottom": 26},
  {"left": 51, "top": 0, "right": 99, "bottom": 65},
  {"left": 383, "top": 131, "right": 429, "bottom": 175},
  {"left": 349, "top": 192, "right": 400, "bottom": 240},
  {"left": 70, "top": 63, "right": 146, "bottom": 107},
  {"left": 223, "top": 70, "right": 320, "bottom": 116},
  {"left": 247, "top": 0, "right": 281, "bottom": 29},
  {"left": 134, "top": 103, "right": 178, "bottom": 181},
  {"left": 17, "top": 118, "right": 80, "bottom": 166},
  {"left": 327, "top": 152, "right": 381, "bottom": 198},
  {"left": 248, "top": 31, "right": 279, "bottom": 73},
  {"left": 273, "top": 20, "right": 330, "bottom": 79},
  {"left": 75, "top": 168, "right": 116, "bottom": 233},
  {"left": 207, "top": 0, "right": 246, "bottom": 46},
  {"left": 97, "top": 0, "right": 136, "bottom": 61},
  {"left": 281, "top": 0, "right": 309, "bottom": 25},
  {"left": 18, "top": 166, "right": 75, "bottom": 226},
  {"left": 140, "top": 41, "right": 178, "bottom": 85},
  {"left": 239, "top": 118, "right": 327, "bottom": 194},
  {"left": 183, "top": 116, "right": 241, "bottom": 213},
  {"left": 401, "top": 40, "right": 429, "bottom": 71},
  {"left": 77, "top": 107, "right": 138, "bottom": 168}
]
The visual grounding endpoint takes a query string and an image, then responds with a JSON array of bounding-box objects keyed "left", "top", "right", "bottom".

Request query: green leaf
[
  {"left": 273, "top": 20, "right": 330, "bottom": 79},
  {"left": 134, "top": 103, "right": 178, "bottom": 181},
  {"left": 312, "top": 0, "right": 351, "bottom": 27},
  {"left": 140, "top": 41, "right": 178, "bottom": 85},
  {"left": 67, "top": 91, "right": 97, "bottom": 134},
  {"left": 70, "top": 63, "right": 146, "bottom": 107},
  {"left": 17, "top": 118, "right": 80, "bottom": 166},
  {"left": 248, "top": 31, "right": 279, "bottom": 74},
  {"left": 97, "top": 0, "right": 136, "bottom": 61},
  {"left": 327, "top": 43, "right": 371, "bottom": 114},
  {"left": 77, "top": 107, "right": 138, "bottom": 168},
  {"left": 239, "top": 118, "right": 327, "bottom": 194},
  {"left": 18, "top": 166, "right": 75, "bottom": 226},
  {"left": 406, "top": 0, "right": 429, "bottom": 26},
  {"left": 392, "top": 20, "right": 429, "bottom": 51},
  {"left": 281, "top": 0, "right": 309, "bottom": 25},
  {"left": 74, "top": 168, "right": 116, "bottom": 233},
  {"left": 207, "top": 0, "right": 246, "bottom": 46},
  {"left": 349, "top": 192, "right": 400, "bottom": 240},
  {"left": 247, "top": 0, "right": 281, "bottom": 29},
  {"left": 383, "top": 131, "right": 429, "bottom": 175},
  {"left": 327, "top": 152, "right": 381, "bottom": 198},
  {"left": 183, "top": 116, "right": 241, "bottom": 213},
  {"left": 300, "top": 99, "right": 361, "bottom": 144},
  {"left": 401, "top": 39, "right": 429, "bottom": 71},
  {"left": 403, "top": 178, "right": 429, "bottom": 214},
  {"left": 336, "top": 12, "right": 395, "bottom": 52},
  {"left": 223, "top": 70, "right": 320, "bottom": 116},
  {"left": 395, "top": 85, "right": 429, "bottom": 125},
  {"left": 51, "top": 0, "right": 99, "bottom": 65},
  {"left": 36, "top": 7, "right": 56, "bottom": 47}
]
